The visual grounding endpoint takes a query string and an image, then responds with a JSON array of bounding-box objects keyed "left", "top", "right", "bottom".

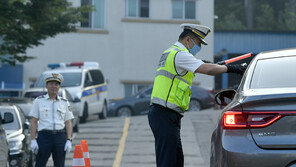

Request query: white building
[{"left": 25, "top": 0, "right": 214, "bottom": 99}]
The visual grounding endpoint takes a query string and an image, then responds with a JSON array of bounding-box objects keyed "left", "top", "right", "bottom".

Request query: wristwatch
[{"left": 67, "top": 138, "right": 72, "bottom": 142}]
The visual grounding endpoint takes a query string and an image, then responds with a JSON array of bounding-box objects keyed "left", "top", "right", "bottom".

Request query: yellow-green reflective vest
[{"left": 151, "top": 45, "right": 195, "bottom": 114}]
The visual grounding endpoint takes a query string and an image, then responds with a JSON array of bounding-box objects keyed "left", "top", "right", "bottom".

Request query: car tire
[
  {"left": 99, "top": 103, "right": 107, "bottom": 119},
  {"left": 189, "top": 99, "right": 202, "bottom": 111},
  {"left": 79, "top": 104, "right": 88, "bottom": 123},
  {"left": 73, "top": 119, "right": 79, "bottom": 132},
  {"left": 117, "top": 107, "right": 132, "bottom": 117}
]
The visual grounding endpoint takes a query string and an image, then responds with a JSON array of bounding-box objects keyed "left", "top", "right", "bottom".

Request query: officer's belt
[
  {"left": 39, "top": 129, "right": 65, "bottom": 134},
  {"left": 155, "top": 70, "right": 189, "bottom": 84}
]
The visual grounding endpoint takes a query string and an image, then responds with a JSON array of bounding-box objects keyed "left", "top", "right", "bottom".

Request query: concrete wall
[{"left": 25, "top": 0, "right": 214, "bottom": 99}]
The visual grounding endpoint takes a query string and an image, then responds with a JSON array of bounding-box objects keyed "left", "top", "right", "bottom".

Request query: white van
[{"left": 25, "top": 62, "right": 108, "bottom": 123}]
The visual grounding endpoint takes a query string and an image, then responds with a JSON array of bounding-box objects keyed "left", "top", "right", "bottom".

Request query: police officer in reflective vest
[
  {"left": 149, "top": 23, "right": 246, "bottom": 167},
  {"left": 30, "top": 73, "right": 74, "bottom": 167}
]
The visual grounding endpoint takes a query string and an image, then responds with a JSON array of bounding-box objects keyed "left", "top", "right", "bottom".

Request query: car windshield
[
  {"left": 250, "top": 56, "right": 296, "bottom": 89},
  {"left": 34, "top": 72, "right": 82, "bottom": 87},
  {"left": 0, "top": 108, "right": 20, "bottom": 131}
]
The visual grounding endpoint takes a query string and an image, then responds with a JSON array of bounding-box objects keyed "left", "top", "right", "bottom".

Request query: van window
[
  {"left": 89, "top": 70, "right": 105, "bottom": 85},
  {"left": 35, "top": 72, "right": 82, "bottom": 87},
  {"left": 84, "top": 72, "right": 93, "bottom": 87}
]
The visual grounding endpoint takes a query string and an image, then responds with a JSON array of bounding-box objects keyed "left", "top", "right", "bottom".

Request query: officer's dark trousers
[
  {"left": 36, "top": 130, "right": 66, "bottom": 167},
  {"left": 148, "top": 104, "right": 184, "bottom": 167}
]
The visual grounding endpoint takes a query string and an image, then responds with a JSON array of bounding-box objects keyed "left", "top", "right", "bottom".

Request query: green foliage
[
  {"left": 215, "top": 13, "right": 246, "bottom": 30},
  {"left": 0, "top": 0, "right": 92, "bottom": 65},
  {"left": 215, "top": 0, "right": 296, "bottom": 31},
  {"left": 254, "top": 4, "right": 278, "bottom": 30},
  {"left": 278, "top": 2, "right": 296, "bottom": 30},
  {"left": 215, "top": 0, "right": 246, "bottom": 30}
]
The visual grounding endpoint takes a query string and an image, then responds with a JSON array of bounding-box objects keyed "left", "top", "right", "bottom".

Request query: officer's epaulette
[{"left": 37, "top": 95, "right": 45, "bottom": 99}]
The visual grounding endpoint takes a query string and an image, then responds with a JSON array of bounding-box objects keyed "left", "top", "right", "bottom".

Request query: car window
[
  {"left": 0, "top": 108, "right": 20, "bottom": 131},
  {"left": 64, "top": 90, "right": 73, "bottom": 101},
  {"left": 84, "top": 72, "right": 94, "bottom": 87},
  {"left": 24, "top": 91, "right": 47, "bottom": 98},
  {"left": 89, "top": 70, "right": 105, "bottom": 85},
  {"left": 35, "top": 72, "right": 82, "bottom": 87},
  {"left": 16, "top": 106, "right": 26, "bottom": 124},
  {"left": 144, "top": 88, "right": 152, "bottom": 95},
  {"left": 250, "top": 56, "right": 296, "bottom": 89}
]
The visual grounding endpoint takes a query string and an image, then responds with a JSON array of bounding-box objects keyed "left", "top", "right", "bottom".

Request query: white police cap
[
  {"left": 44, "top": 73, "right": 63, "bottom": 84},
  {"left": 180, "top": 23, "right": 211, "bottom": 45}
]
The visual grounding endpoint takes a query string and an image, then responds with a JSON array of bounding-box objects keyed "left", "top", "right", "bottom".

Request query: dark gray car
[
  {"left": 211, "top": 48, "right": 296, "bottom": 167},
  {"left": 108, "top": 86, "right": 214, "bottom": 117}
]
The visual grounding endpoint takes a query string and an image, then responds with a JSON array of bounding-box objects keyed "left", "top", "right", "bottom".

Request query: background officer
[
  {"left": 148, "top": 23, "right": 246, "bottom": 167},
  {"left": 29, "top": 73, "right": 74, "bottom": 167}
]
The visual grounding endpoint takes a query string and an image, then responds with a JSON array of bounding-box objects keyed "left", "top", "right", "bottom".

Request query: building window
[
  {"left": 172, "top": 0, "right": 196, "bottom": 19},
  {"left": 81, "top": 0, "right": 105, "bottom": 29},
  {"left": 126, "top": 0, "right": 149, "bottom": 18}
]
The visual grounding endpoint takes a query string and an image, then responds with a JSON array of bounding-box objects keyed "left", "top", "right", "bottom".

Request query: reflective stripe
[
  {"left": 156, "top": 70, "right": 189, "bottom": 84},
  {"left": 83, "top": 152, "right": 90, "bottom": 158},
  {"left": 158, "top": 52, "right": 169, "bottom": 68},
  {"left": 72, "top": 158, "right": 85, "bottom": 166},
  {"left": 151, "top": 97, "right": 184, "bottom": 114}
]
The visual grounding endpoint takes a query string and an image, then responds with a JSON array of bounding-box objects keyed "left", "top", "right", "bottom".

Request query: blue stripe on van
[{"left": 81, "top": 84, "right": 107, "bottom": 98}]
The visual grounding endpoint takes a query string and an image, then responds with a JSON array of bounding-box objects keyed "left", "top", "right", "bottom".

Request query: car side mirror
[
  {"left": 73, "top": 97, "right": 81, "bottom": 103},
  {"left": 215, "top": 89, "right": 236, "bottom": 106},
  {"left": 3, "top": 112, "right": 13, "bottom": 124},
  {"left": 24, "top": 121, "right": 30, "bottom": 129}
]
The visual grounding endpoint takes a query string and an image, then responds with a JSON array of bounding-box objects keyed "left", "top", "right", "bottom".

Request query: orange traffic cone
[
  {"left": 72, "top": 145, "right": 85, "bottom": 167},
  {"left": 81, "top": 140, "right": 91, "bottom": 167}
]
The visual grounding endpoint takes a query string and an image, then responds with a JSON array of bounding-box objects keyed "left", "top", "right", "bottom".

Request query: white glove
[
  {"left": 31, "top": 139, "right": 39, "bottom": 154},
  {"left": 64, "top": 140, "right": 72, "bottom": 154}
]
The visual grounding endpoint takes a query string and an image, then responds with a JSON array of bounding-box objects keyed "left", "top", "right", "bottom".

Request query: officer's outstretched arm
[{"left": 195, "top": 63, "right": 227, "bottom": 76}]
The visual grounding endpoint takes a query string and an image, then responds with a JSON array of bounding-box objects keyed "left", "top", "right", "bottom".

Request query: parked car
[
  {"left": 108, "top": 86, "right": 214, "bottom": 117},
  {"left": 0, "top": 98, "right": 33, "bottom": 117},
  {"left": 211, "top": 48, "right": 296, "bottom": 167},
  {"left": 0, "top": 104, "right": 34, "bottom": 167},
  {"left": 0, "top": 110, "right": 12, "bottom": 167},
  {"left": 23, "top": 88, "right": 80, "bottom": 132}
]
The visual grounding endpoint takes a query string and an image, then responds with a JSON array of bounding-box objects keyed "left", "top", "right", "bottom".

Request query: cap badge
[{"left": 52, "top": 73, "right": 58, "bottom": 78}]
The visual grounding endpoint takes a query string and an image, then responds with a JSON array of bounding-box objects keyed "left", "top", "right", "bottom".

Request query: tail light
[{"left": 223, "top": 111, "right": 286, "bottom": 129}]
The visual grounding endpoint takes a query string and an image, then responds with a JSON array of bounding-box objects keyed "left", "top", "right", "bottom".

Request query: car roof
[
  {"left": 43, "top": 68, "right": 83, "bottom": 73},
  {"left": 0, "top": 103, "right": 15, "bottom": 108},
  {"left": 256, "top": 48, "right": 296, "bottom": 59},
  {"left": 0, "top": 97, "right": 32, "bottom": 103}
]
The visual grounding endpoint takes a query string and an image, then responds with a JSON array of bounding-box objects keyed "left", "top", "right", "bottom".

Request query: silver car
[{"left": 211, "top": 48, "right": 296, "bottom": 167}]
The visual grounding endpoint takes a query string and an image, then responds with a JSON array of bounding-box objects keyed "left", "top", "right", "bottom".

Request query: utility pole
[{"left": 245, "top": 0, "right": 254, "bottom": 29}]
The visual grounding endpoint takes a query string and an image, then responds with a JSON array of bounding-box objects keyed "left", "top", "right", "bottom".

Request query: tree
[
  {"left": 254, "top": 4, "right": 278, "bottom": 30},
  {"left": 0, "top": 0, "right": 91, "bottom": 65},
  {"left": 215, "top": 0, "right": 247, "bottom": 30},
  {"left": 215, "top": 13, "right": 246, "bottom": 30},
  {"left": 278, "top": 2, "right": 296, "bottom": 30}
]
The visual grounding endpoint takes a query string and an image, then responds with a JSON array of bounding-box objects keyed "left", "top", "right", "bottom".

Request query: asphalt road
[{"left": 47, "top": 108, "right": 222, "bottom": 167}]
